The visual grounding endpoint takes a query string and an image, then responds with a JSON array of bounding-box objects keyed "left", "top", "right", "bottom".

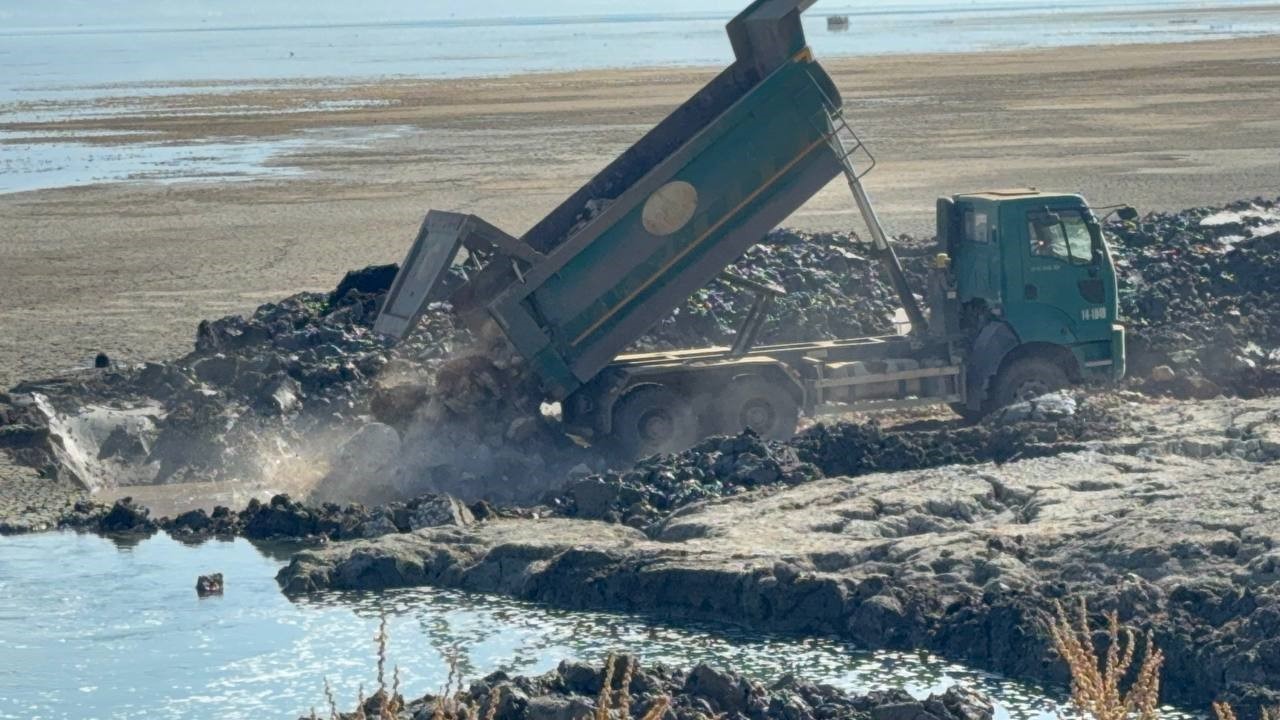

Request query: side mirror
[{"left": 1117, "top": 206, "right": 1139, "bottom": 222}]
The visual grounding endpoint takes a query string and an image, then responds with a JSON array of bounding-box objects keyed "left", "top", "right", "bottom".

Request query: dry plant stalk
[
  {"left": 638, "top": 696, "right": 671, "bottom": 720},
  {"left": 377, "top": 614, "right": 389, "bottom": 694},
  {"left": 1214, "top": 702, "right": 1280, "bottom": 720},
  {"left": 325, "top": 677, "right": 340, "bottom": 720},
  {"left": 430, "top": 649, "right": 466, "bottom": 720},
  {"left": 1048, "top": 599, "right": 1164, "bottom": 720},
  {"left": 597, "top": 654, "right": 618, "bottom": 720},
  {"left": 617, "top": 657, "right": 637, "bottom": 720},
  {"left": 484, "top": 686, "right": 501, "bottom": 720}
]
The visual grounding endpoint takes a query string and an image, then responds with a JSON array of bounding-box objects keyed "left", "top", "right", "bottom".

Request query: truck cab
[{"left": 938, "top": 189, "right": 1126, "bottom": 415}]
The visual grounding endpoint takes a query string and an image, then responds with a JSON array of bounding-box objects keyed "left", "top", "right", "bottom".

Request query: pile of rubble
[
  {"left": 2, "top": 198, "right": 1278, "bottom": 511},
  {"left": 550, "top": 391, "right": 1116, "bottom": 531},
  {"left": 1109, "top": 198, "right": 1280, "bottom": 397},
  {"left": 56, "top": 492, "right": 483, "bottom": 542},
  {"left": 634, "top": 229, "right": 901, "bottom": 350},
  {"left": 340, "top": 658, "right": 992, "bottom": 720},
  {"left": 0, "top": 264, "right": 470, "bottom": 489}
]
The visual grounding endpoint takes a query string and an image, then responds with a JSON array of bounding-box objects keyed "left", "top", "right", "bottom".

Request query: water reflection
[{"left": 0, "top": 532, "right": 1191, "bottom": 720}]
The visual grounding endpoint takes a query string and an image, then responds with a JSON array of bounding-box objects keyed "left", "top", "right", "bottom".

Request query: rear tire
[
  {"left": 714, "top": 374, "right": 800, "bottom": 441},
  {"left": 611, "top": 384, "right": 698, "bottom": 460},
  {"left": 990, "top": 357, "right": 1069, "bottom": 411}
]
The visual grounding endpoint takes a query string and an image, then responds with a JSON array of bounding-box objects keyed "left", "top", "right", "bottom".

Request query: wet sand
[{"left": 2, "top": 37, "right": 1279, "bottom": 388}]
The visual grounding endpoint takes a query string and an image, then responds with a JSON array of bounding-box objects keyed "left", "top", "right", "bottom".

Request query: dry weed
[
  {"left": 319, "top": 628, "right": 671, "bottom": 720},
  {"left": 1047, "top": 599, "right": 1164, "bottom": 720},
  {"left": 597, "top": 654, "right": 618, "bottom": 720}
]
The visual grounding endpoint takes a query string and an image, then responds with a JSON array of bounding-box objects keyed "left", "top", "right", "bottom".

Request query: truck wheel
[
  {"left": 990, "top": 357, "right": 1069, "bottom": 410},
  {"left": 611, "top": 384, "right": 698, "bottom": 459},
  {"left": 715, "top": 375, "right": 800, "bottom": 441}
]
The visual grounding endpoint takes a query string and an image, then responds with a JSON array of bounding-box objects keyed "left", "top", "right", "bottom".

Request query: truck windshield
[{"left": 1028, "top": 209, "right": 1094, "bottom": 265}]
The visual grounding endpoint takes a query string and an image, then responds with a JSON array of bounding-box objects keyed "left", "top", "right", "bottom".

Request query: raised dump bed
[{"left": 376, "top": 0, "right": 853, "bottom": 401}]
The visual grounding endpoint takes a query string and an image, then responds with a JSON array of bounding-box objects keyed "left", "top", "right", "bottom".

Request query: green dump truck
[{"left": 375, "top": 0, "right": 1132, "bottom": 457}]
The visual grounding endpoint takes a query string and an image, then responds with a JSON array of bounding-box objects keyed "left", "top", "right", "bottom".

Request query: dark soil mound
[{"left": 330, "top": 658, "right": 992, "bottom": 720}]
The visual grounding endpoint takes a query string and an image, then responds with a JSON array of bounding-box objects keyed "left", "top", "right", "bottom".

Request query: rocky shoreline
[
  {"left": 327, "top": 657, "right": 993, "bottom": 720},
  {"left": 278, "top": 395, "right": 1280, "bottom": 714}
]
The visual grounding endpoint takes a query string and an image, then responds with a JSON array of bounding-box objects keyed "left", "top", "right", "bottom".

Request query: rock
[
  {"left": 191, "top": 354, "right": 238, "bottom": 387},
  {"left": 170, "top": 509, "right": 211, "bottom": 533},
  {"left": 98, "top": 497, "right": 157, "bottom": 534},
  {"left": 995, "top": 392, "right": 1077, "bottom": 424},
  {"left": 565, "top": 478, "right": 623, "bottom": 518},
  {"left": 937, "top": 685, "right": 993, "bottom": 720},
  {"left": 367, "top": 659, "right": 998, "bottom": 720},
  {"left": 328, "top": 263, "right": 399, "bottom": 309},
  {"left": 1151, "top": 365, "right": 1177, "bottom": 383},
  {"left": 97, "top": 424, "right": 152, "bottom": 462},
  {"left": 196, "top": 573, "right": 224, "bottom": 597},
  {"left": 240, "top": 495, "right": 322, "bottom": 540},
  {"left": 526, "top": 696, "right": 594, "bottom": 720},
  {"left": 683, "top": 664, "right": 752, "bottom": 714},
  {"left": 258, "top": 375, "right": 302, "bottom": 415},
  {"left": 360, "top": 514, "right": 400, "bottom": 538},
  {"left": 405, "top": 495, "right": 474, "bottom": 530}
]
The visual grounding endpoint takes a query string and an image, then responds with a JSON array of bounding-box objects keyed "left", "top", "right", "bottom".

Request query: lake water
[
  {"left": 0, "top": 530, "right": 1142, "bottom": 720},
  {"left": 2, "top": 0, "right": 1278, "bottom": 193}
]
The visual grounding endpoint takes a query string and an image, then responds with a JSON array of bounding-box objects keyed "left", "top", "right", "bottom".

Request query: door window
[
  {"left": 964, "top": 210, "right": 989, "bottom": 243},
  {"left": 1028, "top": 209, "right": 1094, "bottom": 265}
]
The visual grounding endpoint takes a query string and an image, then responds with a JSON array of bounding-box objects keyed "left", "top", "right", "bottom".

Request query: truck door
[
  {"left": 1005, "top": 205, "right": 1111, "bottom": 345},
  {"left": 954, "top": 203, "right": 1003, "bottom": 308}
]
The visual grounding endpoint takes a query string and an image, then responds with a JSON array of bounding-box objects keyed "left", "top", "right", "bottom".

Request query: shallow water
[
  {"left": 2, "top": 0, "right": 1278, "bottom": 193},
  {"left": 3, "top": 0, "right": 1279, "bottom": 107},
  {"left": 0, "top": 125, "right": 412, "bottom": 194},
  {"left": 0, "top": 531, "right": 1192, "bottom": 720}
]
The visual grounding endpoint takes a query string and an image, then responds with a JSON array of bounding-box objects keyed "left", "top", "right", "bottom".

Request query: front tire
[
  {"left": 611, "top": 384, "right": 698, "bottom": 460},
  {"left": 990, "top": 357, "right": 1069, "bottom": 411}
]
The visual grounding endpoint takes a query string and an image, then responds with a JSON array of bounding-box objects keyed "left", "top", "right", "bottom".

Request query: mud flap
[
  {"left": 965, "top": 321, "right": 1020, "bottom": 412},
  {"left": 373, "top": 211, "right": 472, "bottom": 339}
]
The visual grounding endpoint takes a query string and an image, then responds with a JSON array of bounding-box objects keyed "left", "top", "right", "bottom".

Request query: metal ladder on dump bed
[{"left": 796, "top": 106, "right": 966, "bottom": 414}]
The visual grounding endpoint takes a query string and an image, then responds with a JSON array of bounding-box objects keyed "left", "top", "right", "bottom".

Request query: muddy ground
[{"left": 278, "top": 394, "right": 1280, "bottom": 713}]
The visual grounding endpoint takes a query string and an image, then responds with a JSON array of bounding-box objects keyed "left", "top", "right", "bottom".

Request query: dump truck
[{"left": 375, "top": 0, "right": 1133, "bottom": 457}]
